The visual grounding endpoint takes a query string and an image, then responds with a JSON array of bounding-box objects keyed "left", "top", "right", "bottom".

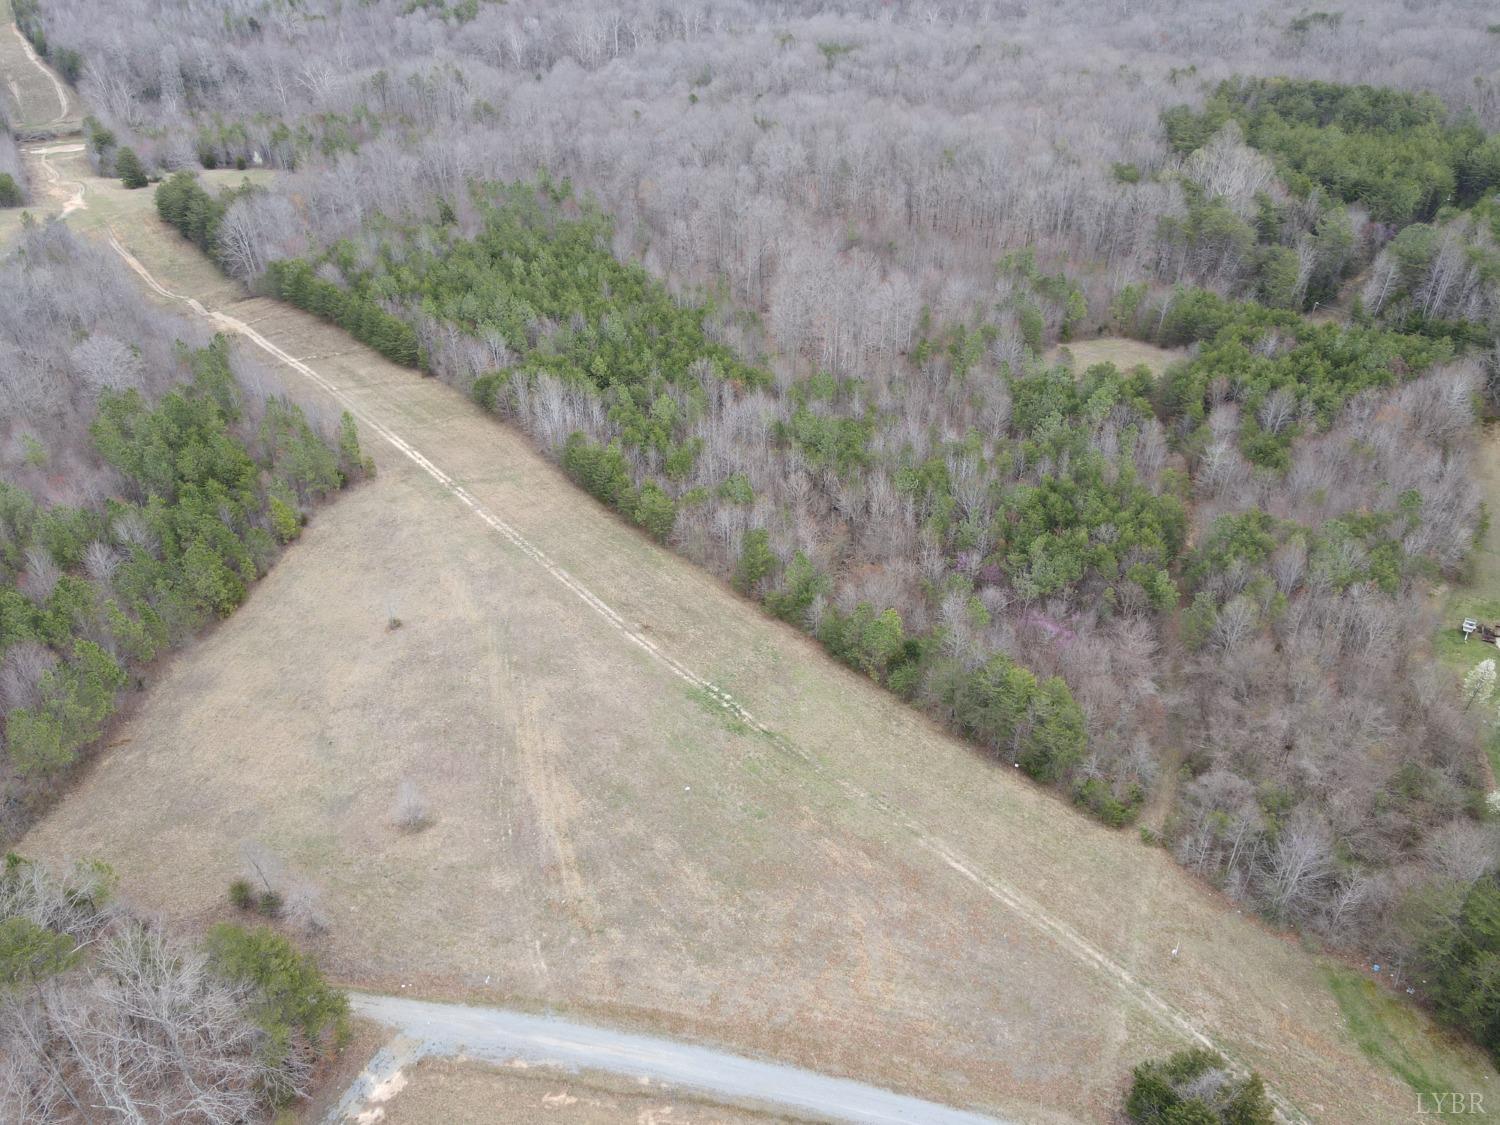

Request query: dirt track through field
[
  {"left": 7, "top": 25, "right": 65, "bottom": 123},
  {"left": 97, "top": 191, "right": 1281, "bottom": 1114}
]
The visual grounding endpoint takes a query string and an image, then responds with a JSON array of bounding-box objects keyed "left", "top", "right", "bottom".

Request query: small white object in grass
[{"left": 684, "top": 785, "right": 691, "bottom": 791}]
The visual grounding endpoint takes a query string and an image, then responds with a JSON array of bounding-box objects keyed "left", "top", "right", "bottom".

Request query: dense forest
[
  {"left": 10, "top": 0, "right": 1500, "bottom": 1062},
  {"left": 0, "top": 223, "right": 369, "bottom": 844}
]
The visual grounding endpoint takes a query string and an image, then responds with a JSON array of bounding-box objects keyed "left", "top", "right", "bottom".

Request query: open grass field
[
  {"left": 8, "top": 142, "right": 1500, "bottom": 1121},
  {"left": 1046, "top": 336, "right": 1183, "bottom": 377}
]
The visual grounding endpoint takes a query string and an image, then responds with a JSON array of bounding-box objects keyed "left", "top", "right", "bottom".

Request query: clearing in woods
[
  {"left": 1047, "top": 335, "right": 1182, "bottom": 377},
  {"left": 8, "top": 143, "right": 1500, "bottom": 1122}
]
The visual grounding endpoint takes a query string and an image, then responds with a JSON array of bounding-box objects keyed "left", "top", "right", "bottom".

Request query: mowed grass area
[
  {"left": 1047, "top": 335, "right": 1183, "bottom": 376},
  {"left": 14, "top": 153, "right": 1500, "bottom": 1123},
  {"left": 0, "top": 138, "right": 271, "bottom": 257}
]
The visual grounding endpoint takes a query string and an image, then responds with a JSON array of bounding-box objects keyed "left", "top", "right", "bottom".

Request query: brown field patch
[
  {"left": 369, "top": 1058, "right": 789, "bottom": 1125},
  {"left": 1048, "top": 336, "right": 1183, "bottom": 376}
]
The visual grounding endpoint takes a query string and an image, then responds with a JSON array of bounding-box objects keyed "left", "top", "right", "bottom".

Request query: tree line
[
  {"left": 170, "top": 171, "right": 1490, "bottom": 871},
  {"left": 0, "top": 223, "right": 370, "bottom": 845}
]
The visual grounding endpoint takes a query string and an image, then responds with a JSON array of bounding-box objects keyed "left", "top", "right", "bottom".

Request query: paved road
[{"left": 347, "top": 993, "right": 1009, "bottom": 1125}]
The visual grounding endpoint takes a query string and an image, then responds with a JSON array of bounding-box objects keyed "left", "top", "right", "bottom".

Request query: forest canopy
[{"left": 1164, "top": 77, "right": 1500, "bottom": 224}]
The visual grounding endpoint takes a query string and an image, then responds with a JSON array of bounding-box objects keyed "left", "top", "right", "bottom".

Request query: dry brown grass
[
  {"left": 370, "top": 1058, "right": 789, "bottom": 1125},
  {"left": 11, "top": 150, "right": 1500, "bottom": 1123}
]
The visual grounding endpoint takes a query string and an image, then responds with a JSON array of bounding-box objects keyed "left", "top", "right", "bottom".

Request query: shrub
[
  {"left": 561, "top": 434, "right": 633, "bottom": 509},
  {"left": 337, "top": 412, "right": 374, "bottom": 479},
  {"left": 632, "top": 482, "right": 677, "bottom": 542},
  {"left": 1073, "top": 777, "right": 1143, "bottom": 827},
  {"left": 0, "top": 173, "right": 23, "bottom": 208},
  {"left": 205, "top": 923, "right": 350, "bottom": 1069},
  {"left": 0, "top": 915, "right": 81, "bottom": 989},
  {"left": 733, "top": 528, "right": 775, "bottom": 595},
  {"left": 228, "top": 878, "right": 256, "bottom": 910},
  {"left": 268, "top": 495, "right": 301, "bottom": 543},
  {"left": 83, "top": 116, "right": 116, "bottom": 158},
  {"left": 1125, "top": 1048, "right": 1273, "bottom": 1124},
  {"left": 256, "top": 890, "right": 284, "bottom": 917},
  {"left": 115, "top": 147, "right": 148, "bottom": 190},
  {"left": 6, "top": 643, "right": 126, "bottom": 777},
  {"left": 763, "top": 552, "right": 829, "bottom": 625},
  {"left": 51, "top": 46, "right": 82, "bottom": 84}
]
